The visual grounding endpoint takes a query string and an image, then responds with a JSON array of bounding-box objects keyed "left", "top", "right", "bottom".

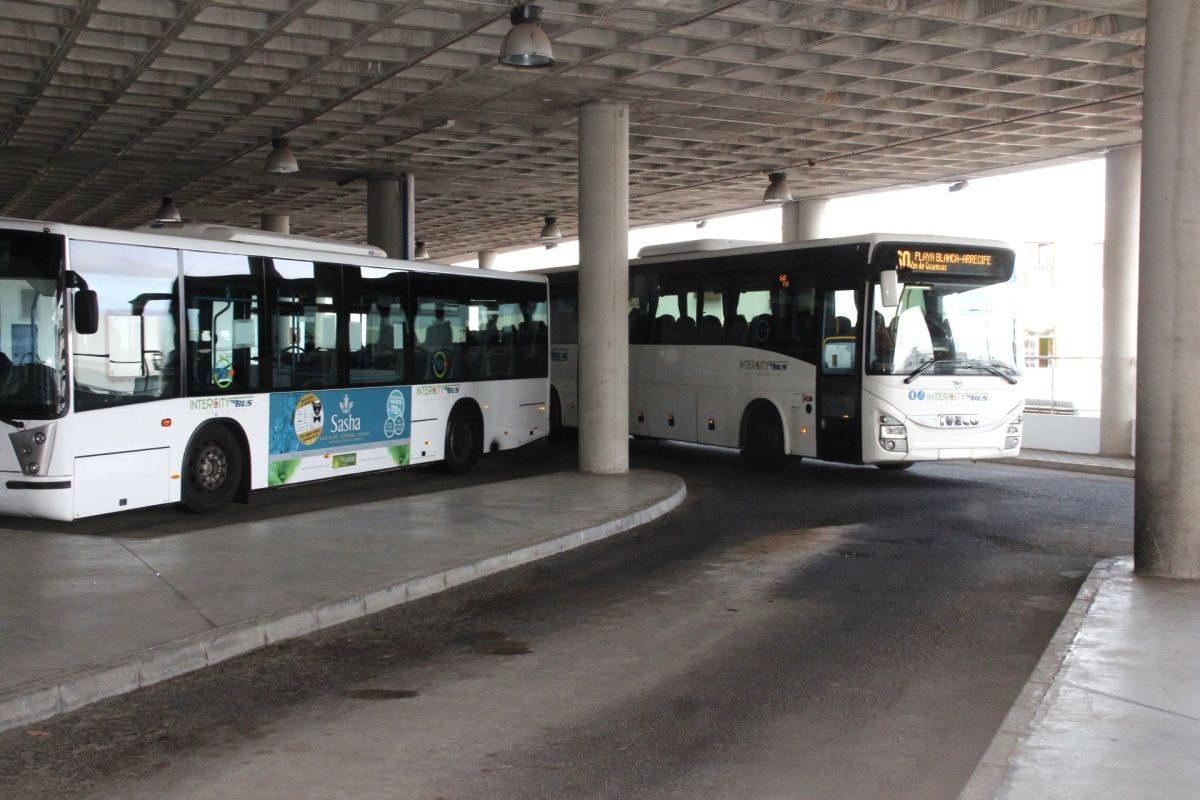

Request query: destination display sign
[{"left": 873, "top": 242, "right": 1015, "bottom": 281}]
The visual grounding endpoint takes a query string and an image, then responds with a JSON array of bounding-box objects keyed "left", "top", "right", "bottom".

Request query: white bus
[
  {"left": 0, "top": 218, "right": 548, "bottom": 520},
  {"left": 546, "top": 235, "right": 1022, "bottom": 470}
]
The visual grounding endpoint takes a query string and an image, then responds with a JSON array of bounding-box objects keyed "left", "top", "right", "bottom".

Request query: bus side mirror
[
  {"left": 879, "top": 270, "right": 901, "bottom": 307},
  {"left": 74, "top": 289, "right": 99, "bottom": 335}
]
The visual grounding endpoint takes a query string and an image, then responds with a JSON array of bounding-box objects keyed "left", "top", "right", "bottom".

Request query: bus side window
[
  {"left": 70, "top": 240, "right": 181, "bottom": 410},
  {"left": 550, "top": 277, "right": 578, "bottom": 345},
  {"left": 821, "top": 288, "right": 860, "bottom": 374},
  {"left": 629, "top": 273, "right": 653, "bottom": 345},
  {"left": 347, "top": 266, "right": 408, "bottom": 386},
  {"left": 269, "top": 259, "right": 339, "bottom": 390},
  {"left": 183, "top": 252, "right": 262, "bottom": 396},
  {"left": 413, "top": 275, "right": 463, "bottom": 383},
  {"left": 651, "top": 273, "right": 697, "bottom": 345}
]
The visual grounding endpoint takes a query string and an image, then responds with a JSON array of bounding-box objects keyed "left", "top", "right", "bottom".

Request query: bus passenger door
[{"left": 816, "top": 286, "right": 863, "bottom": 463}]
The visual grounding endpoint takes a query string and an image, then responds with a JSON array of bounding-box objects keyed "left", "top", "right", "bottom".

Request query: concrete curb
[
  {"left": 956, "top": 556, "right": 1125, "bottom": 800},
  {"left": 0, "top": 475, "right": 686, "bottom": 734},
  {"left": 995, "top": 457, "right": 1133, "bottom": 479}
]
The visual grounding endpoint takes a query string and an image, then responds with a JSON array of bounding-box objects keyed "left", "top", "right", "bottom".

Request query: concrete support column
[
  {"left": 260, "top": 212, "right": 289, "bottom": 234},
  {"left": 366, "top": 175, "right": 415, "bottom": 260},
  {"left": 577, "top": 101, "right": 629, "bottom": 474},
  {"left": 782, "top": 198, "right": 828, "bottom": 242},
  {"left": 1100, "top": 145, "right": 1140, "bottom": 457},
  {"left": 478, "top": 250, "right": 496, "bottom": 269},
  {"left": 1135, "top": 0, "right": 1200, "bottom": 578}
]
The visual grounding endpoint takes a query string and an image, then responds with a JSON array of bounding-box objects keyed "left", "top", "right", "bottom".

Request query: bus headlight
[
  {"left": 1005, "top": 414, "right": 1022, "bottom": 449},
  {"left": 879, "top": 413, "right": 908, "bottom": 453}
]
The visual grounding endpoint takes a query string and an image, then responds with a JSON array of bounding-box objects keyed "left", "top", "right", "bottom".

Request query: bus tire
[
  {"left": 442, "top": 406, "right": 480, "bottom": 475},
  {"left": 182, "top": 424, "right": 243, "bottom": 514},
  {"left": 548, "top": 389, "right": 563, "bottom": 441},
  {"left": 876, "top": 462, "right": 914, "bottom": 471},
  {"left": 742, "top": 403, "right": 786, "bottom": 473}
]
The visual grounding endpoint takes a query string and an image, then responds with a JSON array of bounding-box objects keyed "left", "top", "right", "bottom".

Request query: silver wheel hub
[{"left": 195, "top": 444, "right": 228, "bottom": 492}]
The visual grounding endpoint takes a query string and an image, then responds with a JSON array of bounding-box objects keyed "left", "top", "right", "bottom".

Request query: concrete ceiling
[{"left": 0, "top": 0, "right": 1144, "bottom": 261}]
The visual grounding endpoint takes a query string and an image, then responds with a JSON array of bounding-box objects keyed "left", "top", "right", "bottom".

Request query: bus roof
[
  {"left": 0, "top": 216, "right": 546, "bottom": 285},
  {"left": 631, "top": 233, "right": 1015, "bottom": 267},
  {"left": 536, "top": 232, "right": 1014, "bottom": 276}
]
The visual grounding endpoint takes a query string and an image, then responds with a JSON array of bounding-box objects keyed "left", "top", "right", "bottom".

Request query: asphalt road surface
[{"left": 0, "top": 439, "right": 1132, "bottom": 800}]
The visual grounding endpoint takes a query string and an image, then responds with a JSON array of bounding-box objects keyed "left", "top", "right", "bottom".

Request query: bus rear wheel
[
  {"left": 743, "top": 405, "right": 786, "bottom": 473},
  {"left": 442, "top": 408, "right": 479, "bottom": 475},
  {"left": 183, "top": 425, "right": 242, "bottom": 513}
]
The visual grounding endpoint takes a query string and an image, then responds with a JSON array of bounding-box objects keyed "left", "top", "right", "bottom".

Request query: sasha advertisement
[{"left": 268, "top": 386, "right": 411, "bottom": 485}]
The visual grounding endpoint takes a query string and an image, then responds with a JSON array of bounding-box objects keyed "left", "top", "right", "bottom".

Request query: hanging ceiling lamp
[
  {"left": 154, "top": 196, "right": 181, "bottom": 223},
  {"left": 265, "top": 137, "right": 299, "bottom": 174},
  {"left": 762, "top": 171, "right": 793, "bottom": 203},
  {"left": 499, "top": 4, "right": 555, "bottom": 68},
  {"left": 539, "top": 215, "right": 563, "bottom": 240}
]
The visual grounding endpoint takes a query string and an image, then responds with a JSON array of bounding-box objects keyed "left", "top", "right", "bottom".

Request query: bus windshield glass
[
  {"left": 0, "top": 231, "right": 66, "bottom": 421},
  {"left": 868, "top": 278, "right": 1018, "bottom": 379}
]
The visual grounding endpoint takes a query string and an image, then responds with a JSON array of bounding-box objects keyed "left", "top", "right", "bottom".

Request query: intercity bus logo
[
  {"left": 189, "top": 396, "right": 253, "bottom": 411},
  {"left": 907, "top": 390, "right": 989, "bottom": 402},
  {"left": 739, "top": 360, "right": 788, "bottom": 372}
]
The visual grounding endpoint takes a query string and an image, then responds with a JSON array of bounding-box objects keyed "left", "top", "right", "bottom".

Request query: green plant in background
[{"left": 389, "top": 445, "right": 410, "bottom": 466}]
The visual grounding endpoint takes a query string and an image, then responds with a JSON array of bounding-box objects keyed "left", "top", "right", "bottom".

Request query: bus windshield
[
  {"left": 868, "top": 278, "right": 1018, "bottom": 378},
  {"left": 0, "top": 231, "right": 67, "bottom": 421}
]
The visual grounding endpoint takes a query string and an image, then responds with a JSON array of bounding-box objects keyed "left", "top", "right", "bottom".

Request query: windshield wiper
[
  {"left": 0, "top": 415, "right": 25, "bottom": 430},
  {"left": 903, "top": 357, "right": 947, "bottom": 383},
  {"left": 905, "top": 358, "right": 1019, "bottom": 385},
  {"left": 978, "top": 364, "right": 1018, "bottom": 385}
]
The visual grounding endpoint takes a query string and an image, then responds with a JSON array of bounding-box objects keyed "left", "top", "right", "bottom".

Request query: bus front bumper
[{"left": 0, "top": 475, "right": 74, "bottom": 520}]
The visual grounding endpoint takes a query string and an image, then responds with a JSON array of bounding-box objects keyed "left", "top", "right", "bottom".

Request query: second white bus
[{"left": 545, "top": 235, "right": 1023, "bottom": 470}]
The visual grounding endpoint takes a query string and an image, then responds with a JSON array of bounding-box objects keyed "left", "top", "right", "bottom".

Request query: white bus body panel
[
  {"left": 862, "top": 375, "right": 1023, "bottom": 463},
  {"left": 0, "top": 379, "right": 545, "bottom": 521},
  {"left": 553, "top": 343, "right": 818, "bottom": 457}
]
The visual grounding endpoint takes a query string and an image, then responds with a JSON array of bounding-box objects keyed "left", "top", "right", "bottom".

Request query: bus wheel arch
[
  {"left": 181, "top": 421, "right": 248, "bottom": 513},
  {"left": 442, "top": 399, "right": 483, "bottom": 475},
  {"left": 740, "top": 399, "right": 787, "bottom": 473}
]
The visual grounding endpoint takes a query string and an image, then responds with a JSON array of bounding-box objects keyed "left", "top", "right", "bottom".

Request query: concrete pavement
[
  {"left": 0, "top": 469, "right": 686, "bottom": 734},
  {"left": 962, "top": 449, "right": 1200, "bottom": 799},
  {"left": 3, "top": 446, "right": 1189, "bottom": 800}
]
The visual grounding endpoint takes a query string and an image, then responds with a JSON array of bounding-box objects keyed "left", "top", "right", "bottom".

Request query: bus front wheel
[
  {"left": 183, "top": 425, "right": 243, "bottom": 513},
  {"left": 442, "top": 408, "right": 479, "bottom": 475},
  {"left": 742, "top": 405, "right": 786, "bottom": 473}
]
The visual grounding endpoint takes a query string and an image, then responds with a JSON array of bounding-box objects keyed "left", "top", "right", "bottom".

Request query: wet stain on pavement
[
  {"left": 340, "top": 689, "right": 420, "bottom": 700},
  {"left": 450, "top": 630, "right": 509, "bottom": 646},
  {"left": 482, "top": 640, "right": 532, "bottom": 656}
]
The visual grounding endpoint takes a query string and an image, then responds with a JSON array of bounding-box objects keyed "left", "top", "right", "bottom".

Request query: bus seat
[
  {"left": 699, "top": 315, "right": 722, "bottom": 344},
  {"left": 629, "top": 308, "right": 646, "bottom": 340},
  {"left": 652, "top": 314, "right": 675, "bottom": 343},
  {"left": 424, "top": 318, "right": 453, "bottom": 348},
  {"left": 749, "top": 313, "right": 773, "bottom": 346},
  {"left": 674, "top": 315, "right": 696, "bottom": 344},
  {"left": 726, "top": 314, "right": 749, "bottom": 345}
]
